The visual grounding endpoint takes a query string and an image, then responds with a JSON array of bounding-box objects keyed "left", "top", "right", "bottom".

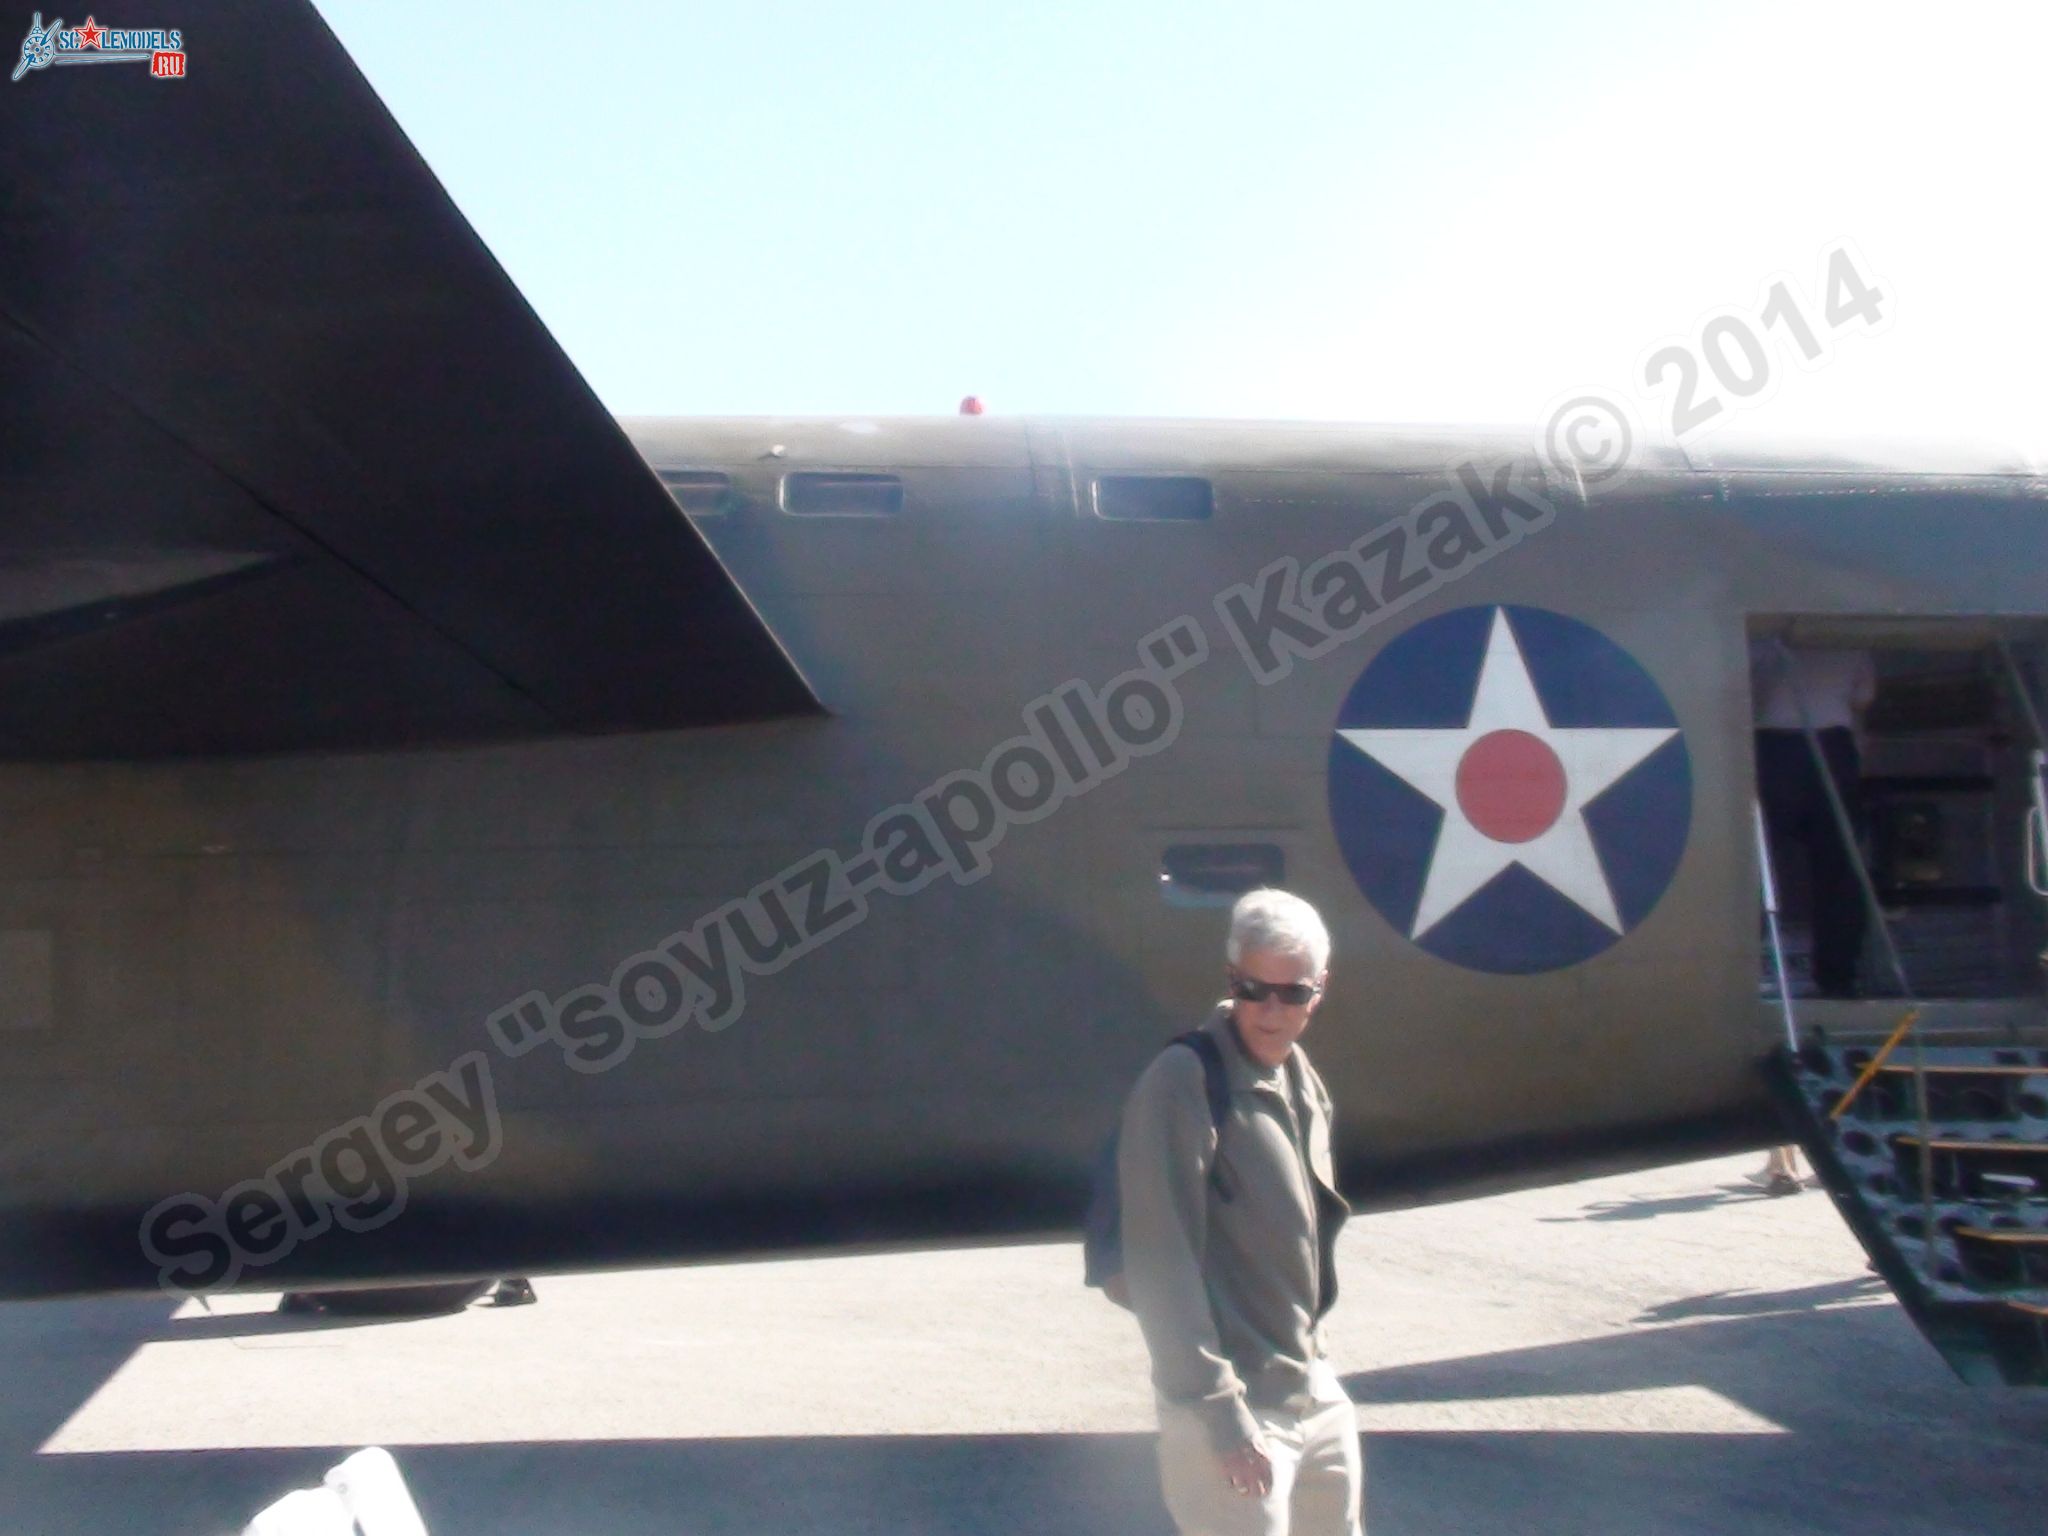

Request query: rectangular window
[
  {"left": 1160, "top": 844, "right": 1285, "bottom": 908},
  {"left": 658, "top": 471, "right": 734, "bottom": 517},
  {"left": 782, "top": 472, "right": 904, "bottom": 518},
  {"left": 1093, "top": 476, "right": 1213, "bottom": 522}
]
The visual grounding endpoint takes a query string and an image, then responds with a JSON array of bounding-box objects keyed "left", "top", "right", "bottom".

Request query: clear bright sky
[{"left": 314, "top": 1, "right": 2045, "bottom": 450}]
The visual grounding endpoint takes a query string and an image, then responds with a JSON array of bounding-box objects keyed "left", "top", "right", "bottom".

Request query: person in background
[
  {"left": 1751, "top": 639, "right": 1878, "bottom": 1194},
  {"left": 1753, "top": 638, "right": 1878, "bottom": 996},
  {"left": 1753, "top": 1143, "right": 1805, "bottom": 1197}
]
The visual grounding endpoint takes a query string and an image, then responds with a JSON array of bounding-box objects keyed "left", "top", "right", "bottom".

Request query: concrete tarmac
[{"left": 4, "top": 1151, "right": 2046, "bottom": 1534}]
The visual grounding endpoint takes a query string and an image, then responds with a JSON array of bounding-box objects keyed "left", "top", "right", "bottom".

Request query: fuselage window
[
  {"left": 1160, "top": 843, "right": 1285, "bottom": 907},
  {"left": 658, "top": 471, "right": 735, "bottom": 517},
  {"left": 1093, "top": 476, "right": 1213, "bottom": 522},
  {"left": 782, "top": 472, "right": 904, "bottom": 518}
]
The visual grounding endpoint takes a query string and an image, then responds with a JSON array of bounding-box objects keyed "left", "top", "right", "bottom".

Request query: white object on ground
[
  {"left": 240, "top": 1487, "right": 356, "bottom": 1536},
  {"left": 240, "top": 1447, "right": 429, "bottom": 1536}
]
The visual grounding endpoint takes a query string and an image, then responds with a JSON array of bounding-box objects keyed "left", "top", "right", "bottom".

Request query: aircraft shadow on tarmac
[
  {"left": 1345, "top": 1286, "right": 2048, "bottom": 1536},
  {"left": 0, "top": 1294, "right": 1178, "bottom": 1536},
  {"left": 1536, "top": 1183, "right": 1806, "bottom": 1224},
  {"left": 1631, "top": 1274, "right": 1889, "bottom": 1325},
  {"left": 9, "top": 1288, "right": 2048, "bottom": 1536},
  {"left": 151, "top": 1309, "right": 438, "bottom": 1344}
]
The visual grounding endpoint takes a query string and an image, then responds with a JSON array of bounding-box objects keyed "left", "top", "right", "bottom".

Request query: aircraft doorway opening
[{"left": 1748, "top": 616, "right": 2048, "bottom": 1004}]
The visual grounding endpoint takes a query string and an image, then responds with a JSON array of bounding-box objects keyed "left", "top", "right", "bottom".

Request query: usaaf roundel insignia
[{"left": 1327, "top": 604, "right": 1691, "bottom": 974}]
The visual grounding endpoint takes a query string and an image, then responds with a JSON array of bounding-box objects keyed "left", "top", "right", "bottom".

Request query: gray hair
[{"left": 1226, "top": 889, "right": 1331, "bottom": 975}]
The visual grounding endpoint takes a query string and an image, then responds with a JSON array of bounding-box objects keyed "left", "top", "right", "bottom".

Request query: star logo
[
  {"left": 74, "top": 14, "right": 101, "bottom": 47},
  {"left": 1327, "top": 605, "right": 1692, "bottom": 974}
]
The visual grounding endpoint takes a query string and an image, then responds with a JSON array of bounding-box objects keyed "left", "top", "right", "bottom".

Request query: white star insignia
[{"left": 1338, "top": 609, "right": 1677, "bottom": 940}]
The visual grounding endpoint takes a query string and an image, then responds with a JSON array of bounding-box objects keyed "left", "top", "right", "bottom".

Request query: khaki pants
[{"left": 1154, "top": 1376, "right": 1363, "bottom": 1536}]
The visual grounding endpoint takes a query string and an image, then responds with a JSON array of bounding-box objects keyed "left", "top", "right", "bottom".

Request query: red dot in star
[{"left": 1455, "top": 729, "right": 1567, "bottom": 843}]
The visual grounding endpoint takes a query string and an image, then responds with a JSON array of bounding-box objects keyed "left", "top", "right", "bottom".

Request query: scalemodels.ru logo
[{"left": 12, "top": 12, "right": 186, "bottom": 80}]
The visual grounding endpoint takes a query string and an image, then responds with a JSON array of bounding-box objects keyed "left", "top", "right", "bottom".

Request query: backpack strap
[
  {"left": 1172, "top": 1030, "right": 1233, "bottom": 1199},
  {"left": 1167, "top": 1029, "right": 1232, "bottom": 1135}
]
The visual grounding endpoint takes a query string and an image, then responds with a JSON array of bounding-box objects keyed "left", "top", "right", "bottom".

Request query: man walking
[{"left": 1118, "top": 888, "right": 1360, "bottom": 1536}]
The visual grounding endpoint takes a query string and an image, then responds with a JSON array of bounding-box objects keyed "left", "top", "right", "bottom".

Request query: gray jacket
[{"left": 1117, "top": 1004, "right": 1351, "bottom": 1454}]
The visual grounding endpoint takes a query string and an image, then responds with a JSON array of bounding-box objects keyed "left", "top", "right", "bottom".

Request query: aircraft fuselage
[{"left": 2, "top": 418, "right": 2042, "bottom": 1296}]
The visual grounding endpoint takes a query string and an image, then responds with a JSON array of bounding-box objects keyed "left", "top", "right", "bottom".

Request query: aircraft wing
[{"left": 0, "top": 2, "right": 818, "bottom": 760}]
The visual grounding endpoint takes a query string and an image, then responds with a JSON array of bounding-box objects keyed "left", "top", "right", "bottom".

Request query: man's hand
[{"left": 1219, "top": 1438, "right": 1273, "bottom": 1498}]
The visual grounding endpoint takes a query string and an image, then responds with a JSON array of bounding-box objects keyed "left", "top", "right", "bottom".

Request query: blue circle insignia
[{"left": 1327, "top": 604, "right": 1692, "bottom": 974}]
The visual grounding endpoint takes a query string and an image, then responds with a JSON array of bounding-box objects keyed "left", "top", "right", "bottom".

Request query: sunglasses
[{"left": 1228, "top": 975, "right": 1320, "bottom": 1007}]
